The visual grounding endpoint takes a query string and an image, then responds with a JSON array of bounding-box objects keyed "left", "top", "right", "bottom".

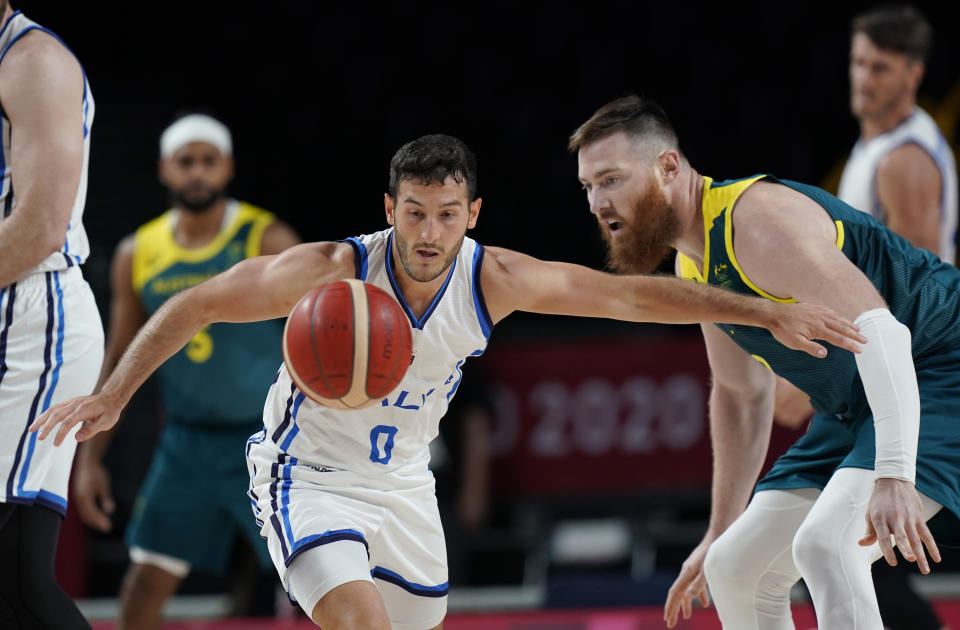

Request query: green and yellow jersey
[
  {"left": 132, "top": 200, "right": 283, "bottom": 426},
  {"left": 678, "top": 175, "right": 960, "bottom": 422}
]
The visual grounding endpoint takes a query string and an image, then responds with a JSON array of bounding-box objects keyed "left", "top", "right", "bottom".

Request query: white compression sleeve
[{"left": 853, "top": 308, "right": 920, "bottom": 483}]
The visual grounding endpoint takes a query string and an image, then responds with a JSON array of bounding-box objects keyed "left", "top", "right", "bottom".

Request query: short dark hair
[
  {"left": 852, "top": 4, "right": 932, "bottom": 63},
  {"left": 388, "top": 134, "right": 478, "bottom": 200},
  {"left": 568, "top": 95, "right": 679, "bottom": 154}
]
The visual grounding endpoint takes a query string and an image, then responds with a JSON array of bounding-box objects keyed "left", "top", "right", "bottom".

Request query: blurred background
[{"left": 15, "top": 0, "right": 960, "bottom": 627}]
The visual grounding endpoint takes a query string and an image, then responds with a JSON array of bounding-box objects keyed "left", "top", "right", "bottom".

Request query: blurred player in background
[
  {"left": 33, "top": 134, "right": 862, "bottom": 630},
  {"left": 774, "top": 6, "right": 957, "bottom": 629},
  {"left": 0, "top": 4, "right": 103, "bottom": 629},
  {"left": 71, "top": 113, "right": 299, "bottom": 630}
]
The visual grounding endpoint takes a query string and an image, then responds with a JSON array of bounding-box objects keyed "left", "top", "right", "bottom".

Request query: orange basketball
[{"left": 282, "top": 279, "right": 413, "bottom": 409}]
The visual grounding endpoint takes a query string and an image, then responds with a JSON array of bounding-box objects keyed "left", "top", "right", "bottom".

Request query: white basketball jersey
[
  {"left": 265, "top": 228, "right": 493, "bottom": 475},
  {"left": 0, "top": 11, "right": 94, "bottom": 274},
  {"left": 838, "top": 107, "right": 958, "bottom": 262}
]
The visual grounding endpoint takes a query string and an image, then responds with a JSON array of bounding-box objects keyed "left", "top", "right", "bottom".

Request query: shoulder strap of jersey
[
  {"left": 131, "top": 211, "right": 176, "bottom": 294},
  {"left": 236, "top": 202, "right": 276, "bottom": 258}
]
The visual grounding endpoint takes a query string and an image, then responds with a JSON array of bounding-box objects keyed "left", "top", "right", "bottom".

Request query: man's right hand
[
  {"left": 30, "top": 393, "right": 123, "bottom": 445},
  {"left": 664, "top": 538, "right": 713, "bottom": 628},
  {"left": 72, "top": 456, "right": 115, "bottom": 533}
]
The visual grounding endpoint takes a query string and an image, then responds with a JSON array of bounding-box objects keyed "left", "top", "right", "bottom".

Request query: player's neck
[
  {"left": 1, "top": 6, "right": 13, "bottom": 25},
  {"left": 388, "top": 243, "right": 451, "bottom": 319},
  {"left": 860, "top": 100, "right": 915, "bottom": 141},
  {"left": 672, "top": 168, "right": 707, "bottom": 267},
  {"left": 173, "top": 198, "right": 228, "bottom": 249}
]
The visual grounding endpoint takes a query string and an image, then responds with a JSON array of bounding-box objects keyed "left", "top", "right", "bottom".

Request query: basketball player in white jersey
[
  {"left": 0, "top": 3, "right": 104, "bottom": 629},
  {"left": 842, "top": 5, "right": 958, "bottom": 263},
  {"left": 31, "top": 135, "right": 863, "bottom": 630}
]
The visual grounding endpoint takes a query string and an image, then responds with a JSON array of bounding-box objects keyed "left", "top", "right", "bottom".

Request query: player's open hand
[
  {"left": 72, "top": 455, "right": 115, "bottom": 533},
  {"left": 29, "top": 393, "right": 122, "bottom": 446},
  {"left": 664, "top": 538, "right": 712, "bottom": 628},
  {"left": 859, "top": 478, "right": 940, "bottom": 574},
  {"left": 767, "top": 302, "right": 866, "bottom": 358}
]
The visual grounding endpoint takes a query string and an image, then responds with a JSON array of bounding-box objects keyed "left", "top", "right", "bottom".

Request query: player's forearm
[
  {"left": 626, "top": 275, "right": 777, "bottom": 327},
  {"left": 99, "top": 287, "right": 212, "bottom": 408},
  {"left": 854, "top": 308, "right": 920, "bottom": 483},
  {"left": 705, "top": 386, "right": 773, "bottom": 538},
  {"left": 0, "top": 212, "right": 67, "bottom": 287}
]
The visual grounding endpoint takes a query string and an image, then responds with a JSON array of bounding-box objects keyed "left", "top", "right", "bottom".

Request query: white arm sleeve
[{"left": 853, "top": 308, "right": 920, "bottom": 483}]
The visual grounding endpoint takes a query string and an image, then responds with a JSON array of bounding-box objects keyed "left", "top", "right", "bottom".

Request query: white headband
[{"left": 160, "top": 114, "right": 232, "bottom": 158}]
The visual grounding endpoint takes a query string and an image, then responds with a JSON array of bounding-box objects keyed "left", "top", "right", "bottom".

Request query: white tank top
[
  {"left": 0, "top": 11, "right": 94, "bottom": 274},
  {"left": 266, "top": 228, "right": 493, "bottom": 476},
  {"left": 838, "top": 107, "right": 958, "bottom": 262}
]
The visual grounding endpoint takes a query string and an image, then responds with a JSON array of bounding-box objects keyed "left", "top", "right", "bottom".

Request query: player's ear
[
  {"left": 223, "top": 155, "right": 236, "bottom": 182},
  {"left": 907, "top": 60, "right": 925, "bottom": 91},
  {"left": 384, "top": 193, "right": 396, "bottom": 226},
  {"left": 659, "top": 149, "right": 681, "bottom": 183},
  {"left": 157, "top": 159, "right": 169, "bottom": 187},
  {"left": 467, "top": 197, "right": 481, "bottom": 230}
]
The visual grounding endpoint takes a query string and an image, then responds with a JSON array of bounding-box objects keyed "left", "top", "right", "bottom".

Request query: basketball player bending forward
[{"left": 33, "top": 136, "right": 863, "bottom": 630}]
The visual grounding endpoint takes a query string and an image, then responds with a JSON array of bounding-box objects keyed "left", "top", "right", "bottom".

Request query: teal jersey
[
  {"left": 132, "top": 201, "right": 283, "bottom": 425},
  {"left": 679, "top": 175, "right": 960, "bottom": 422}
]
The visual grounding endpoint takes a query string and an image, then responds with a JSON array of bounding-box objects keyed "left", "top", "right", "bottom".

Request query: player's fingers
[
  {"left": 875, "top": 522, "right": 897, "bottom": 566},
  {"left": 76, "top": 417, "right": 108, "bottom": 442},
  {"left": 905, "top": 524, "right": 930, "bottom": 574},
  {"left": 664, "top": 576, "right": 691, "bottom": 627},
  {"left": 32, "top": 401, "right": 74, "bottom": 437},
  {"left": 681, "top": 589, "right": 692, "bottom": 620},
  {"left": 39, "top": 402, "right": 87, "bottom": 441},
  {"left": 894, "top": 526, "right": 917, "bottom": 563},
  {"left": 858, "top": 517, "right": 877, "bottom": 546},
  {"left": 663, "top": 591, "right": 681, "bottom": 627},
  {"left": 918, "top": 520, "right": 941, "bottom": 564},
  {"left": 698, "top": 580, "right": 711, "bottom": 608},
  {"left": 78, "top": 500, "right": 111, "bottom": 533},
  {"left": 819, "top": 321, "right": 866, "bottom": 353},
  {"left": 53, "top": 414, "right": 80, "bottom": 447},
  {"left": 796, "top": 336, "right": 828, "bottom": 358}
]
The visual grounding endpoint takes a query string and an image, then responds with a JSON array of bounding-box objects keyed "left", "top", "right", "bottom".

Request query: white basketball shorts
[
  {"left": 247, "top": 436, "right": 448, "bottom": 629},
  {"left": 0, "top": 267, "right": 104, "bottom": 515}
]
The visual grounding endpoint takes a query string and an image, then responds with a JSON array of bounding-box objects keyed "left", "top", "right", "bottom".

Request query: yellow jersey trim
[
  {"left": 245, "top": 209, "right": 274, "bottom": 259},
  {"left": 679, "top": 178, "right": 845, "bottom": 298},
  {"left": 132, "top": 202, "right": 275, "bottom": 294},
  {"left": 751, "top": 354, "right": 773, "bottom": 371},
  {"left": 678, "top": 253, "right": 704, "bottom": 283}
]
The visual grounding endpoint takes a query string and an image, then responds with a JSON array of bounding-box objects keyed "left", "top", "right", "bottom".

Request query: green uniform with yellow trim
[
  {"left": 678, "top": 175, "right": 960, "bottom": 531},
  {"left": 127, "top": 200, "right": 281, "bottom": 572}
]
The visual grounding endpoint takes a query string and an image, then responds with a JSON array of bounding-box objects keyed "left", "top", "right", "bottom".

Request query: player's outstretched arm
[
  {"left": 30, "top": 241, "right": 356, "bottom": 445},
  {"left": 0, "top": 32, "right": 85, "bottom": 287},
  {"left": 479, "top": 246, "right": 865, "bottom": 357}
]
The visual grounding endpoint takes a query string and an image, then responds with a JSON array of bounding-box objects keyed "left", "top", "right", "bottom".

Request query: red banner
[{"left": 482, "top": 334, "right": 801, "bottom": 495}]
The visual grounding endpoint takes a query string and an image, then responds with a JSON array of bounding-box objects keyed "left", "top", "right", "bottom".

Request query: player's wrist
[{"left": 874, "top": 474, "right": 916, "bottom": 487}]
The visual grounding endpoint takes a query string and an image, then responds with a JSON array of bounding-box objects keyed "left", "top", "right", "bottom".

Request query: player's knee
[
  {"left": 791, "top": 518, "right": 832, "bottom": 579},
  {"left": 703, "top": 532, "right": 751, "bottom": 590},
  {"left": 119, "top": 562, "right": 182, "bottom": 609},
  {"left": 311, "top": 600, "right": 391, "bottom": 630}
]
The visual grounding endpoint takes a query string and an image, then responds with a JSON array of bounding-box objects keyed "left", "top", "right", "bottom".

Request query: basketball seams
[
  {"left": 342, "top": 279, "right": 370, "bottom": 408},
  {"left": 366, "top": 292, "right": 412, "bottom": 399},
  {"left": 308, "top": 284, "right": 347, "bottom": 402}
]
